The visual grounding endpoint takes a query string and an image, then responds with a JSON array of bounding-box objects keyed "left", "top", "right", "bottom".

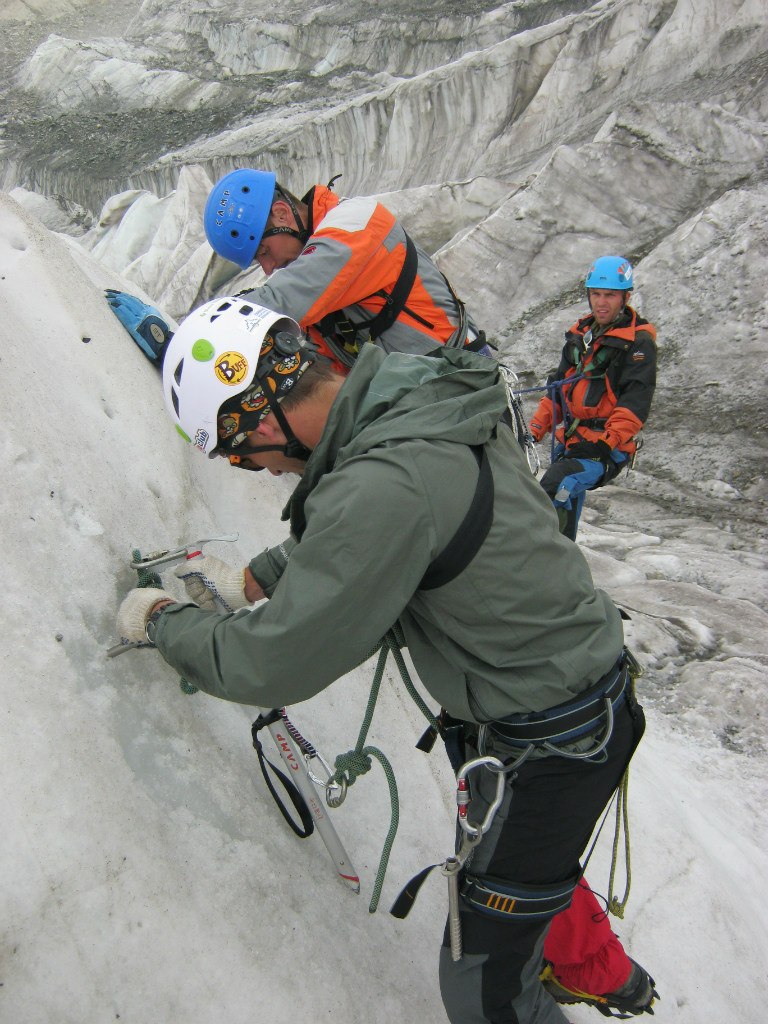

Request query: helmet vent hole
[
  {"left": 216, "top": 301, "right": 232, "bottom": 312},
  {"left": 173, "top": 358, "right": 184, "bottom": 385},
  {"left": 239, "top": 305, "right": 253, "bottom": 315},
  {"left": 241, "top": 186, "right": 250, "bottom": 193},
  {"left": 171, "top": 388, "right": 180, "bottom": 417}
]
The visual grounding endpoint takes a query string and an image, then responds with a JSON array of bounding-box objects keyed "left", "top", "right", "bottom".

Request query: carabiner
[{"left": 455, "top": 755, "right": 506, "bottom": 837}]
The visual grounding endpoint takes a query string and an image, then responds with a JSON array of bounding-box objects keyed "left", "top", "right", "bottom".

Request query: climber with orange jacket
[
  {"left": 529, "top": 256, "right": 657, "bottom": 540},
  {"left": 204, "top": 168, "right": 488, "bottom": 374}
]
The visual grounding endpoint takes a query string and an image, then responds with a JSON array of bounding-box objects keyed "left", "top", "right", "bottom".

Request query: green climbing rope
[
  {"left": 331, "top": 627, "right": 438, "bottom": 912},
  {"left": 606, "top": 651, "right": 644, "bottom": 919},
  {"left": 132, "top": 549, "right": 162, "bottom": 589}
]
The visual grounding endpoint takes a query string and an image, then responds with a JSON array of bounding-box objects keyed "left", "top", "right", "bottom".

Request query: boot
[{"left": 540, "top": 957, "right": 659, "bottom": 1018}]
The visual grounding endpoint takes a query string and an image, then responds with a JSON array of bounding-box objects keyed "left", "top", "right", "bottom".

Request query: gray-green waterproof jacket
[{"left": 154, "top": 346, "right": 624, "bottom": 722}]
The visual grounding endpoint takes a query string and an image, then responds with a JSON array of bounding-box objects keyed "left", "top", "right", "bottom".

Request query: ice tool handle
[
  {"left": 105, "top": 535, "right": 239, "bottom": 658},
  {"left": 129, "top": 534, "right": 239, "bottom": 571}
]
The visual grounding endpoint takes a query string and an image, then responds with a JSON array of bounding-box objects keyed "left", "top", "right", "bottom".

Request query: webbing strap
[
  {"left": 460, "top": 872, "right": 579, "bottom": 920},
  {"left": 390, "top": 861, "right": 442, "bottom": 919},
  {"left": 488, "top": 662, "right": 627, "bottom": 746},
  {"left": 420, "top": 445, "right": 493, "bottom": 590},
  {"left": 317, "top": 234, "right": 419, "bottom": 347},
  {"left": 390, "top": 864, "right": 579, "bottom": 922},
  {"left": 251, "top": 712, "right": 314, "bottom": 839},
  {"left": 364, "top": 234, "right": 419, "bottom": 339}
]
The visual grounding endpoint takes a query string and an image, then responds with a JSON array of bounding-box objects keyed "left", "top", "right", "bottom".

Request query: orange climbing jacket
[
  {"left": 529, "top": 306, "right": 657, "bottom": 456},
  {"left": 243, "top": 185, "right": 484, "bottom": 372}
]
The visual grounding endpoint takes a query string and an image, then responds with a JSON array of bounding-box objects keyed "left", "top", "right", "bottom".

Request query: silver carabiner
[
  {"left": 325, "top": 775, "right": 347, "bottom": 809},
  {"left": 455, "top": 755, "right": 506, "bottom": 837}
]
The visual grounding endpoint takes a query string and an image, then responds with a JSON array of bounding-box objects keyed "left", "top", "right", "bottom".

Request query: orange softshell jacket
[{"left": 529, "top": 306, "right": 657, "bottom": 455}]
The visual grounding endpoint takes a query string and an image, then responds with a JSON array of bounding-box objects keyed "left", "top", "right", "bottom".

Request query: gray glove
[
  {"left": 173, "top": 556, "right": 249, "bottom": 612},
  {"left": 116, "top": 588, "right": 176, "bottom": 643}
]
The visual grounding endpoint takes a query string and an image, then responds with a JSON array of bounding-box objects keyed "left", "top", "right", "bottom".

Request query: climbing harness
[
  {"left": 391, "top": 648, "right": 644, "bottom": 963},
  {"left": 316, "top": 230, "right": 486, "bottom": 366},
  {"left": 479, "top": 654, "right": 630, "bottom": 763},
  {"left": 314, "top": 234, "right": 418, "bottom": 365}
]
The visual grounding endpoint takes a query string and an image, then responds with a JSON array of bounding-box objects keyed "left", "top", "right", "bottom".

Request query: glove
[
  {"left": 116, "top": 588, "right": 176, "bottom": 643},
  {"left": 104, "top": 289, "right": 171, "bottom": 362},
  {"left": 566, "top": 439, "right": 613, "bottom": 468},
  {"left": 173, "top": 556, "right": 249, "bottom": 613},
  {"left": 529, "top": 419, "right": 546, "bottom": 442}
]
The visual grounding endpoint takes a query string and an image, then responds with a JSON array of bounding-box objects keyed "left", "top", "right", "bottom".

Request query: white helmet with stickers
[{"left": 162, "top": 296, "right": 310, "bottom": 456}]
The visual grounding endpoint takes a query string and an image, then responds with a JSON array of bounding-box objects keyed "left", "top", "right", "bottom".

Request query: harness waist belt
[
  {"left": 489, "top": 656, "right": 628, "bottom": 747},
  {"left": 460, "top": 872, "right": 578, "bottom": 921},
  {"left": 574, "top": 417, "right": 608, "bottom": 430}
]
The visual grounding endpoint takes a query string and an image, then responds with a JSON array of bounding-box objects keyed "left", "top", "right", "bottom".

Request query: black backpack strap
[
  {"left": 364, "top": 233, "right": 419, "bottom": 339},
  {"left": 420, "top": 445, "right": 493, "bottom": 591},
  {"left": 316, "top": 234, "right": 419, "bottom": 349}
]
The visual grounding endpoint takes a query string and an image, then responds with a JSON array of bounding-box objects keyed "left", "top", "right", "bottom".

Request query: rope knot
[{"left": 333, "top": 750, "right": 372, "bottom": 788}]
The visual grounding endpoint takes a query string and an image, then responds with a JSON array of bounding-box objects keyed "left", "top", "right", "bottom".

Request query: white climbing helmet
[{"left": 162, "top": 296, "right": 306, "bottom": 455}]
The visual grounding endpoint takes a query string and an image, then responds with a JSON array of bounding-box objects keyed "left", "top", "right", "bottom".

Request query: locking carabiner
[{"left": 455, "top": 755, "right": 506, "bottom": 837}]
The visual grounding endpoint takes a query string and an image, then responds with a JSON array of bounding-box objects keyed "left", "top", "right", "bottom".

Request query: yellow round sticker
[{"left": 215, "top": 351, "right": 249, "bottom": 386}]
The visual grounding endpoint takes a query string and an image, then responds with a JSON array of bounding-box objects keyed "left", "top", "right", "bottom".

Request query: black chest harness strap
[
  {"left": 420, "top": 445, "right": 493, "bottom": 591},
  {"left": 317, "top": 234, "right": 419, "bottom": 360},
  {"left": 318, "top": 232, "right": 489, "bottom": 363}
]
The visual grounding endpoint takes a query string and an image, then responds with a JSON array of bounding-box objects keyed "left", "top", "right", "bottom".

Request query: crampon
[{"left": 540, "top": 958, "right": 659, "bottom": 1018}]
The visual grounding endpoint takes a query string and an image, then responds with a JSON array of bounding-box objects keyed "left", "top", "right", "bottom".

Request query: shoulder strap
[
  {"left": 316, "top": 233, "right": 419, "bottom": 348},
  {"left": 420, "top": 445, "right": 493, "bottom": 591},
  {"left": 359, "top": 233, "right": 419, "bottom": 340}
]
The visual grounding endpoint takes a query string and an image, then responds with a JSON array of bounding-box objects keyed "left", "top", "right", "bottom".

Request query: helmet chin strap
[
  {"left": 261, "top": 187, "right": 309, "bottom": 245},
  {"left": 226, "top": 440, "right": 310, "bottom": 472},
  {"left": 226, "top": 387, "right": 311, "bottom": 471}
]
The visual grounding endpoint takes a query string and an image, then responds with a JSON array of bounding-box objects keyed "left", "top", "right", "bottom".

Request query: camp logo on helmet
[
  {"left": 215, "top": 351, "right": 249, "bottom": 385},
  {"left": 214, "top": 188, "right": 231, "bottom": 228},
  {"left": 193, "top": 427, "right": 210, "bottom": 451}
]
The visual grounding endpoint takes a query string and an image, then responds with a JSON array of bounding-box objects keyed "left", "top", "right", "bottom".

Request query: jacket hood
[{"left": 286, "top": 345, "right": 509, "bottom": 528}]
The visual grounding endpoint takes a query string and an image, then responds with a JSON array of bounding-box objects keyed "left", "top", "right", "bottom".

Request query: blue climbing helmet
[
  {"left": 585, "top": 256, "right": 634, "bottom": 291},
  {"left": 204, "top": 168, "right": 276, "bottom": 269}
]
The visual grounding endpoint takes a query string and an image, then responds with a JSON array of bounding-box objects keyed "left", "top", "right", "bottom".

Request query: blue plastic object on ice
[{"left": 105, "top": 289, "right": 170, "bottom": 362}]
